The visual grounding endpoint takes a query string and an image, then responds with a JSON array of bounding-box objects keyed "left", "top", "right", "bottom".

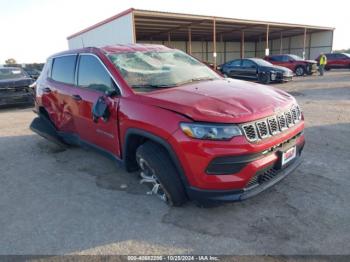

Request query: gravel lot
[{"left": 0, "top": 70, "right": 349, "bottom": 255}]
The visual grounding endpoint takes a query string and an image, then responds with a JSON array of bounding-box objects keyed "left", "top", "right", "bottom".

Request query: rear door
[
  {"left": 326, "top": 54, "right": 337, "bottom": 68},
  {"left": 73, "top": 53, "right": 121, "bottom": 157},
  {"left": 43, "top": 55, "right": 78, "bottom": 133},
  {"left": 336, "top": 53, "right": 349, "bottom": 68}
]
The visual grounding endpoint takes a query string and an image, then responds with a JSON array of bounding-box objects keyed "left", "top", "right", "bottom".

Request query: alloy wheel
[
  {"left": 137, "top": 157, "right": 168, "bottom": 202},
  {"left": 295, "top": 67, "right": 304, "bottom": 76}
]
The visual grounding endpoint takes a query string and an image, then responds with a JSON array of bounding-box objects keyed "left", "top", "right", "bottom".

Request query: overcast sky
[{"left": 0, "top": 0, "right": 348, "bottom": 63}]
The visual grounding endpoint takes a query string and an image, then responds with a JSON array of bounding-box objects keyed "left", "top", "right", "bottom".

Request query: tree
[{"left": 5, "top": 58, "right": 17, "bottom": 65}]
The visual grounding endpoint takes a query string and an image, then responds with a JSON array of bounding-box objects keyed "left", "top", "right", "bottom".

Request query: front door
[
  {"left": 73, "top": 54, "right": 121, "bottom": 157},
  {"left": 241, "top": 60, "right": 258, "bottom": 79}
]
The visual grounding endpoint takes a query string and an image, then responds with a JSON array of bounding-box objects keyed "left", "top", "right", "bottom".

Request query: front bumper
[
  {"left": 0, "top": 90, "right": 33, "bottom": 106},
  {"left": 187, "top": 154, "right": 302, "bottom": 203},
  {"left": 273, "top": 72, "right": 293, "bottom": 82}
]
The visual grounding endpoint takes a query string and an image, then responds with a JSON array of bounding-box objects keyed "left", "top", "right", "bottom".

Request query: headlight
[{"left": 180, "top": 123, "right": 242, "bottom": 140}]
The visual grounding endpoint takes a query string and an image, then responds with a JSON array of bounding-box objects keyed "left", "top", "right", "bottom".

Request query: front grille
[
  {"left": 259, "top": 168, "right": 279, "bottom": 183},
  {"left": 246, "top": 175, "right": 259, "bottom": 188},
  {"left": 241, "top": 105, "right": 302, "bottom": 142},
  {"left": 245, "top": 168, "right": 279, "bottom": 188}
]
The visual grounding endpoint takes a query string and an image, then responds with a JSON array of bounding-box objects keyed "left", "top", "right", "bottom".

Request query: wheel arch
[{"left": 123, "top": 128, "right": 190, "bottom": 188}]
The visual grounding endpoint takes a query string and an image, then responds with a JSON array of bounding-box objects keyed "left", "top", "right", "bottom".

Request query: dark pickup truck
[{"left": 0, "top": 67, "right": 34, "bottom": 106}]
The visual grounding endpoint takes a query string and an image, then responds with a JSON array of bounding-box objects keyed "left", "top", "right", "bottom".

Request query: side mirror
[
  {"left": 105, "top": 89, "right": 119, "bottom": 97},
  {"left": 92, "top": 96, "right": 110, "bottom": 123}
]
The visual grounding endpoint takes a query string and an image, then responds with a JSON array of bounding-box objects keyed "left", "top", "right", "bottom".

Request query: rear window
[
  {"left": 51, "top": 55, "right": 77, "bottom": 84},
  {"left": 0, "top": 68, "right": 28, "bottom": 80}
]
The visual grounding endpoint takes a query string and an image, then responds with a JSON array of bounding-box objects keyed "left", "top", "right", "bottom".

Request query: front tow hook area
[{"left": 30, "top": 115, "right": 67, "bottom": 147}]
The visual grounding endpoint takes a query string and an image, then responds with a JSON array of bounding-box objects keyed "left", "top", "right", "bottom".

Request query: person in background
[{"left": 319, "top": 53, "right": 327, "bottom": 76}]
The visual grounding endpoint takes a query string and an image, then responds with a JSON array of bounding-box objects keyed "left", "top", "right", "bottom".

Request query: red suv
[
  {"left": 265, "top": 54, "right": 318, "bottom": 76},
  {"left": 316, "top": 53, "right": 350, "bottom": 70},
  {"left": 31, "top": 44, "right": 305, "bottom": 206}
]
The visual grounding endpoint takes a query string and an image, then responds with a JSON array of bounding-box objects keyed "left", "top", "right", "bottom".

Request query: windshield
[
  {"left": 250, "top": 58, "right": 273, "bottom": 67},
  {"left": 108, "top": 50, "right": 220, "bottom": 92},
  {"left": 0, "top": 68, "right": 28, "bottom": 80},
  {"left": 289, "top": 54, "right": 303, "bottom": 61}
]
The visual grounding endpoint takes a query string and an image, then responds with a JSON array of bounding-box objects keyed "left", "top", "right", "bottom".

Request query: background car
[
  {"left": 220, "top": 58, "right": 293, "bottom": 84},
  {"left": 265, "top": 54, "right": 318, "bottom": 76},
  {"left": 316, "top": 53, "right": 350, "bottom": 70},
  {"left": 0, "top": 67, "right": 34, "bottom": 106},
  {"left": 23, "top": 68, "right": 41, "bottom": 80}
]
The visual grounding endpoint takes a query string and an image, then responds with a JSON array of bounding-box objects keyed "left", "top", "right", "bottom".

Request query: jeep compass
[{"left": 31, "top": 44, "right": 305, "bottom": 206}]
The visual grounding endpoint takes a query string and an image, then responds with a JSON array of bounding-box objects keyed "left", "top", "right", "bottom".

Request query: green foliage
[{"left": 5, "top": 58, "right": 17, "bottom": 65}]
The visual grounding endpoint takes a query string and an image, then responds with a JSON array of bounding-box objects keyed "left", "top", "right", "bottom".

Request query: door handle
[
  {"left": 43, "top": 87, "right": 51, "bottom": 93},
  {"left": 72, "top": 94, "right": 82, "bottom": 101}
]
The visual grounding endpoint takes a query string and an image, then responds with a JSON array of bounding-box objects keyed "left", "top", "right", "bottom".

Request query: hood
[
  {"left": 261, "top": 65, "right": 292, "bottom": 73},
  {"left": 0, "top": 78, "right": 33, "bottom": 89},
  {"left": 139, "top": 79, "right": 296, "bottom": 123},
  {"left": 305, "top": 59, "right": 317, "bottom": 64},
  {"left": 296, "top": 59, "right": 317, "bottom": 64}
]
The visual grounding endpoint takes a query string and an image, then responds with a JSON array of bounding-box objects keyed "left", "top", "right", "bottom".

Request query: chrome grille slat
[
  {"left": 256, "top": 120, "right": 270, "bottom": 139},
  {"left": 267, "top": 117, "right": 279, "bottom": 135},
  {"left": 285, "top": 111, "right": 294, "bottom": 127},
  {"left": 278, "top": 114, "right": 288, "bottom": 131},
  {"left": 240, "top": 105, "right": 302, "bottom": 143},
  {"left": 242, "top": 124, "right": 258, "bottom": 142}
]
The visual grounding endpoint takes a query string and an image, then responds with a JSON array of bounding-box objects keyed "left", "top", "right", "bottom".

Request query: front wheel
[
  {"left": 295, "top": 66, "right": 305, "bottom": 76},
  {"left": 136, "top": 141, "right": 188, "bottom": 206},
  {"left": 258, "top": 73, "right": 270, "bottom": 84}
]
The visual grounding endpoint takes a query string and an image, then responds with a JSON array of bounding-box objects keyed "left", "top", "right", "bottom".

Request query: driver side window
[
  {"left": 242, "top": 60, "right": 256, "bottom": 68},
  {"left": 77, "top": 55, "right": 116, "bottom": 93},
  {"left": 229, "top": 60, "right": 241, "bottom": 67}
]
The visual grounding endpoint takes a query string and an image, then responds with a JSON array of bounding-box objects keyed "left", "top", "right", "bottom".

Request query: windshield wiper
[
  {"left": 132, "top": 77, "right": 216, "bottom": 89},
  {"left": 131, "top": 84, "right": 175, "bottom": 89},
  {"left": 175, "top": 77, "right": 216, "bottom": 86}
]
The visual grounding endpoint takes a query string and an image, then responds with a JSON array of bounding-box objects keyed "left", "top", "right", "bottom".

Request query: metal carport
[{"left": 67, "top": 8, "right": 334, "bottom": 67}]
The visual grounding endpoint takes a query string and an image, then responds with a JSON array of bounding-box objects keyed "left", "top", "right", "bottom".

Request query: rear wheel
[
  {"left": 295, "top": 66, "right": 305, "bottom": 76},
  {"left": 136, "top": 141, "right": 187, "bottom": 206}
]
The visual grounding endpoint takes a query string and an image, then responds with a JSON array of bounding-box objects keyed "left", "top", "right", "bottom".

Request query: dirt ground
[{"left": 0, "top": 70, "right": 349, "bottom": 255}]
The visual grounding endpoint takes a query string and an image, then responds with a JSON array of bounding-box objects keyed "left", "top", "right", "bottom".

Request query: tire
[
  {"left": 295, "top": 66, "right": 305, "bottom": 76},
  {"left": 325, "top": 67, "right": 331, "bottom": 71},
  {"left": 136, "top": 141, "right": 187, "bottom": 206},
  {"left": 258, "top": 72, "right": 270, "bottom": 84}
]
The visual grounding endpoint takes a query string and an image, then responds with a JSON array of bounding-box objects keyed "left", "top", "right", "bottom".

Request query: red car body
[
  {"left": 316, "top": 53, "right": 350, "bottom": 70},
  {"left": 265, "top": 54, "right": 318, "bottom": 76},
  {"left": 32, "top": 44, "right": 305, "bottom": 205}
]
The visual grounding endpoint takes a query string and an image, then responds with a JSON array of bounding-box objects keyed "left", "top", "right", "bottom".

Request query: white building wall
[
  {"left": 255, "top": 31, "right": 333, "bottom": 59},
  {"left": 309, "top": 31, "right": 333, "bottom": 59},
  {"left": 68, "top": 13, "right": 134, "bottom": 49}
]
